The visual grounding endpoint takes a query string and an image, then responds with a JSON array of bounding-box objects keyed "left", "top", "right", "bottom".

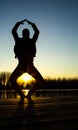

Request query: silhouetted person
[{"left": 8, "top": 19, "right": 43, "bottom": 101}]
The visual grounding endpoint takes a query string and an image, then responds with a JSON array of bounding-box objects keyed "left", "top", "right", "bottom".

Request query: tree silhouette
[{"left": 0, "top": 72, "right": 11, "bottom": 86}]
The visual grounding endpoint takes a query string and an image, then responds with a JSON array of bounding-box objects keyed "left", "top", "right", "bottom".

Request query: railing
[
  {"left": 0, "top": 89, "right": 78, "bottom": 99},
  {"left": 35, "top": 89, "right": 78, "bottom": 97},
  {"left": 0, "top": 90, "right": 17, "bottom": 99}
]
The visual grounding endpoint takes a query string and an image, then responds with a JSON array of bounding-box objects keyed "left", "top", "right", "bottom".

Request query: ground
[{"left": 0, "top": 95, "right": 78, "bottom": 130}]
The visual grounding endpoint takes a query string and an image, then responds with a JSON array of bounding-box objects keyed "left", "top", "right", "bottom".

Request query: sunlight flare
[{"left": 16, "top": 73, "right": 35, "bottom": 86}]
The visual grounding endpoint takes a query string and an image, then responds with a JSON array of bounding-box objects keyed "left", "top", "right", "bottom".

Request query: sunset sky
[{"left": 0, "top": 0, "right": 78, "bottom": 79}]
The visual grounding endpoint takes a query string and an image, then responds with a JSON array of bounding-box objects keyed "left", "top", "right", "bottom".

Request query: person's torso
[{"left": 14, "top": 38, "right": 36, "bottom": 61}]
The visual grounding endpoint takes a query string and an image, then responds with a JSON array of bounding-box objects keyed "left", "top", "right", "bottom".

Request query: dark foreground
[{"left": 0, "top": 95, "right": 78, "bottom": 130}]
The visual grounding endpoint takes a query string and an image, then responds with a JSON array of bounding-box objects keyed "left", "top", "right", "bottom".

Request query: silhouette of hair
[{"left": 22, "top": 28, "right": 30, "bottom": 38}]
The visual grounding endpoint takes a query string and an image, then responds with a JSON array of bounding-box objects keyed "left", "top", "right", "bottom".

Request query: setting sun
[
  {"left": 22, "top": 73, "right": 33, "bottom": 81},
  {"left": 16, "top": 73, "right": 35, "bottom": 87}
]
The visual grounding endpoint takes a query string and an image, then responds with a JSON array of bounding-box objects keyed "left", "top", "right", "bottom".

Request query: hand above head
[
  {"left": 25, "top": 19, "right": 39, "bottom": 33},
  {"left": 25, "top": 19, "right": 33, "bottom": 25},
  {"left": 17, "top": 19, "right": 26, "bottom": 25},
  {"left": 17, "top": 19, "right": 33, "bottom": 25}
]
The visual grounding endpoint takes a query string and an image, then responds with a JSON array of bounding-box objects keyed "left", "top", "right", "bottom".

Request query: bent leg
[
  {"left": 27, "top": 65, "right": 43, "bottom": 96},
  {"left": 9, "top": 64, "right": 25, "bottom": 97}
]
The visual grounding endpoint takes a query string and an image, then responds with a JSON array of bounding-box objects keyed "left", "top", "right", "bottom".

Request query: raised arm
[
  {"left": 26, "top": 19, "right": 39, "bottom": 33},
  {"left": 26, "top": 19, "right": 40, "bottom": 42},
  {"left": 12, "top": 19, "right": 26, "bottom": 41}
]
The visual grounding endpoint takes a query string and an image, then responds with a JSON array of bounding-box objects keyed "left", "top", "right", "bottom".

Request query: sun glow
[{"left": 17, "top": 73, "right": 35, "bottom": 86}]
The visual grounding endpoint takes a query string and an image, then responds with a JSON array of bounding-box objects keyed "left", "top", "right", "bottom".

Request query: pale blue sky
[{"left": 0, "top": 0, "right": 78, "bottom": 79}]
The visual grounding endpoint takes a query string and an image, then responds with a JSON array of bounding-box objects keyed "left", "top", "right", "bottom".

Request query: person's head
[{"left": 22, "top": 28, "right": 30, "bottom": 38}]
